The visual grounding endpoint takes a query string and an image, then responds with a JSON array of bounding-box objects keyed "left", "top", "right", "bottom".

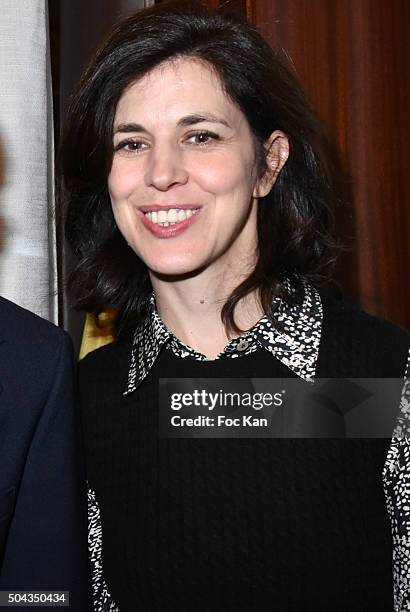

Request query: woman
[{"left": 59, "top": 2, "right": 410, "bottom": 610}]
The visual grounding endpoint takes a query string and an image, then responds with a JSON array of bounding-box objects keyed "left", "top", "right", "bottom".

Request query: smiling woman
[
  {"left": 108, "top": 57, "right": 288, "bottom": 322},
  {"left": 58, "top": 1, "right": 410, "bottom": 611}
]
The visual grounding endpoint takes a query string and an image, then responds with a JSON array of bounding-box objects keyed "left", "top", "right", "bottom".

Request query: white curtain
[{"left": 0, "top": 0, "right": 57, "bottom": 322}]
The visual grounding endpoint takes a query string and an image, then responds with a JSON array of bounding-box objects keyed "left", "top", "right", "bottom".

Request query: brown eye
[
  {"left": 114, "top": 139, "right": 148, "bottom": 154},
  {"left": 125, "top": 141, "right": 142, "bottom": 151},
  {"left": 186, "top": 130, "right": 219, "bottom": 145}
]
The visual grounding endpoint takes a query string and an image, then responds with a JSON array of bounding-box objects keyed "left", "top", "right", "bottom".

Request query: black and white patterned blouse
[{"left": 87, "top": 278, "right": 410, "bottom": 611}]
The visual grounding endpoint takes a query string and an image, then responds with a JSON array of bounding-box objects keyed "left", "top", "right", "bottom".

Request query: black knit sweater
[{"left": 79, "top": 294, "right": 410, "bottom": 611}]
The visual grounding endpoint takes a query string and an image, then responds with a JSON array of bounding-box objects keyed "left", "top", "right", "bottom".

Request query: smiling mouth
[{"left": 143, "top": 207, "right": 200, "bottom": 227}]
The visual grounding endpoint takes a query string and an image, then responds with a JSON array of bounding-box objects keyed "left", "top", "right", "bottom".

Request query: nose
[{"left": 144, "top": 144, "right": 188, "bottom": 191}]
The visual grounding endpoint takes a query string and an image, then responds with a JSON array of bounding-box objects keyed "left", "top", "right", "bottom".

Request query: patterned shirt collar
[{"left": 124, "top": 277, "right": 323, "bottom": 396}]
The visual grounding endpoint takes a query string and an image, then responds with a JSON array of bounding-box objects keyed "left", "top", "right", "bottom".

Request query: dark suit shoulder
[
  {"left": 0, "top": 295, "right": 67, "bottom": 350},
  {"left": 0, "top": 296, "right": 73, "bottom": 399},
  {"left": 319, "top": 293, "right": 410, "bottom": 377}
]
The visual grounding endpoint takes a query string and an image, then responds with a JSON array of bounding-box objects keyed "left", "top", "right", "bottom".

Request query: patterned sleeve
[
  {"left": 383, "top": 350, "right": 410, "bottom": 611},
  {"left": 88, "top": 486, "right": 120, "bottom": 612}
]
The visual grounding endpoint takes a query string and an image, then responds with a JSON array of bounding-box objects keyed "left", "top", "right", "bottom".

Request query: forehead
[{"left": 114, "top": 57, "right": 243, "bottom": 126}]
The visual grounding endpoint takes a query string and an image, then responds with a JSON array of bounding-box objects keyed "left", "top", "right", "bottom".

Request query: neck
[{"left": 149, "top": 264, "right": 264, "bottom": 360}]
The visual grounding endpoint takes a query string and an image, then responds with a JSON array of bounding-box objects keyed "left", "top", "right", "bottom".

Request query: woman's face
[{"left": 109, "top": 57, "right": 285, "bottom": 279}]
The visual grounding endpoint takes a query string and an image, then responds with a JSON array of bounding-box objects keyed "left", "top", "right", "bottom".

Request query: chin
[{"left": 147, "top": 257, "right": 207, "bottom": 280}]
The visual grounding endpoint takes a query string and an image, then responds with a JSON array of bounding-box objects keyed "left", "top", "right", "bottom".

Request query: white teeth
[
  {"left": 144, "top": 208, "right": 199, "bottom": 226},
  {"left": 168, "top": 209, "right": 178, "bottom": 222}
]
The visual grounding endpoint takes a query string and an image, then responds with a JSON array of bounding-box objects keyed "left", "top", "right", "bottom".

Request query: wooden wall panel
[{"left": 250, "top": 0, "right": 410, "bottom": 327}]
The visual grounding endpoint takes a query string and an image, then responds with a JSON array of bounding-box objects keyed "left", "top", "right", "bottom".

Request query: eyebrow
[{"left": 113, "top": 113, "right": 231, "bottom": 134}]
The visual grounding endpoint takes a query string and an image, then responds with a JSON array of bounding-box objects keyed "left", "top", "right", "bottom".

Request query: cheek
[
  {"left": 107, "top": 176, "right": 133, "bottom": 232},
  {"left": 195, "top": 154, "right": 255, "bottom": 197},
  {"left": 108, "top": 162, "right": 142, "bottom": 201}
]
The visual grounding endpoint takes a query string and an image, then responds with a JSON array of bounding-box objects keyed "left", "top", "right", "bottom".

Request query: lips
[
  {"left": 139, "top": 204, "right": 201, "bottom": 213},
  {"left": 138, "top": 206, "right": 201, "bottom": 239}
]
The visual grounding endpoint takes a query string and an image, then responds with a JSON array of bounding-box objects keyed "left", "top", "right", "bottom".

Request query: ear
[{"left": 253, "top": 130, "right": 289, "bottom": 199}]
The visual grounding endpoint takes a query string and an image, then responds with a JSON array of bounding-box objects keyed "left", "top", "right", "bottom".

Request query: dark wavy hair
[{"left": 59, "top": 0, "right": 339, "bottom": 337}]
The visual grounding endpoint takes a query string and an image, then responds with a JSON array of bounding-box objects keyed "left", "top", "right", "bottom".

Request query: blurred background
[{"left": 1, "top": 0, "right": 409, "bottom": 354}]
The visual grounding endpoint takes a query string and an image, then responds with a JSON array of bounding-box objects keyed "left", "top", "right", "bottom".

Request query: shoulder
[
  {"left": 0, "top": 295, "right": 71, "bottom": 362},
  {"left": 0, "top": 297, "right": 74, "bottom": 410},
  {"left": 318, "top": 291, "right": 410, "bottom": 377}
]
